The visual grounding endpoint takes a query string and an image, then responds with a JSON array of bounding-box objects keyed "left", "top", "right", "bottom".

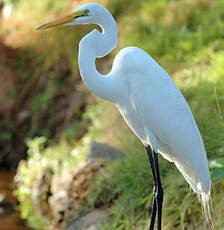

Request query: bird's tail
[
  {"left": 200, "top": 191, "right": 214, "bottom": 227},
  {"left": 172, "top": 155, "right": 213, "bottom": 226}
]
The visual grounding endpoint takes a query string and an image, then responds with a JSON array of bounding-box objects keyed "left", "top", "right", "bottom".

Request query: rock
[
  {"left": 66, "top": 210, "right": 107, "bottom": 230},
  {"left": 48, "top": 167, "right": 82, "bottom": 222},
  {"left": 85, "top": 225, "right": 98, "bottom": 230},
  {"left": 69, "top": 159, "right": 105, "bottom": 202},
  {"left": 87, "top": 141, "right": 125, "bottom": 163},
  {"left": 56, "top": 142, "right": 124, "bottom": 229}
]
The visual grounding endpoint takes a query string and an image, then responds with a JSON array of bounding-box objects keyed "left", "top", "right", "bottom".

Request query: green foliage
[
  {"left": 1, "top": 0, "right": 19, "bottom": 6},
  {"left": 209, "top": 158, "right": 224, "bottom": 180},
  {"left": 0, "top": 132, "right": 13, "bottom": 141},
  {"left": 6, "top": 86, "right": 17, "bottom": 101},
  {"left": 31, "top": 86, "right": 55, "bottom": 113},
  {"left": 13, "top": 137, "right": 49, "bottom": 229},
  {"left": 61, "top": 122, "right": 86, "bottom": 142},
  {"left": 82, "top": 104, "right": 105, "bottom": 141},
  {"left": 119, "top": 0, "right": 224, "bottom": 71}
]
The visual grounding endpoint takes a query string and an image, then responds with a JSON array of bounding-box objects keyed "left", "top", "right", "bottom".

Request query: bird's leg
[
  {"left": 145, "top": 146, "right": 157, "bottom": 230},
  {"left": 153, "top": 150, "right": 163, "bottom": 230},
  {"left": 149, "top": 192, "right": 157, "bottom": 230}
]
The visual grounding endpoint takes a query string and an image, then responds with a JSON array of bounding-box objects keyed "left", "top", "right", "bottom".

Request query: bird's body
[
  {"left": 112, "top": 47, "right": 210, "bottom": 195},
  {"left": 37, "top": 3, "right": 212, "bottom": 229},
  {"left": 80, "top": 35, "right": 211, "bottom": 196}
]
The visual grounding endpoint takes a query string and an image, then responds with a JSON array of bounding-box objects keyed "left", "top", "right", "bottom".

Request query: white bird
[{"left": 37, "top": 3, "right": 212, "bottom": 229}]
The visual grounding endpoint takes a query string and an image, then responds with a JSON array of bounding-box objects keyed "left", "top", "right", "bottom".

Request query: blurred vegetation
[
  {"left": 0, "top": 0, "right": 224, "bottom": 229},
  {"left": 13, "top": 136, "right": 87, "bottom": 229}
]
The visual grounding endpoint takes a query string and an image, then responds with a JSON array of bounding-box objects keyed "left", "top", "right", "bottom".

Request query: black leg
[
  {"left": 153, "top": 150, "right": 163, "bottom": 230},
  {"left": 145, "top": 146, "right": 164, "bottom": 230},
  {"left": 149, "top": 194, "right": 157, "bottom": 230},
  {"left": 146, "top": 146, "right": 157, "bottom": 230}
]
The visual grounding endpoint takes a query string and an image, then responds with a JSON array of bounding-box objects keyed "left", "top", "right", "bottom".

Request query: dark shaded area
[
  {"left": 0, "top": 40, "right": 87, "bottom": 170},
  {"left": 0, "top": 171, "right": 32, "bottom": 230}
]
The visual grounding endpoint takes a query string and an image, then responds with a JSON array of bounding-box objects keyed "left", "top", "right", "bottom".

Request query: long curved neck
[{"left": 78, "top": 13, "right": 118, "bottom": 101}]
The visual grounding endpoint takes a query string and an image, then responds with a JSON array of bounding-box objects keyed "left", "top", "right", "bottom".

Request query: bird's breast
[{"left": 115, "top": 102, "right": 147, "bottom": 143}]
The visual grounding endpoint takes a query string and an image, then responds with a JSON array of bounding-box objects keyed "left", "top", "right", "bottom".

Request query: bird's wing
[{"left": 128, "top": 59, "right": 210, "bottom": 194}]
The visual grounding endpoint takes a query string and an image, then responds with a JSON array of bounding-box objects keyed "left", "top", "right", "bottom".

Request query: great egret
[{"left": 37, "top": 3, "right": 212, "bottom": 229}]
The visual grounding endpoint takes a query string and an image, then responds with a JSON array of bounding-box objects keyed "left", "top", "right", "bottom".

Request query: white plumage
[
  {"left": 113, "top": 46, "right": 210, "bottom": 192},
  {"left": 112, "top": 47, "right": 211, "bottom": 222},
  {"left": 37, "top": 2, "right": 212, "bottom": 227}
]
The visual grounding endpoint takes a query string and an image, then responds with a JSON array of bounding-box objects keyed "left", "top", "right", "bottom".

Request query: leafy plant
[{"left": 209, "top": 158, "right": 224, "bottom": 180}]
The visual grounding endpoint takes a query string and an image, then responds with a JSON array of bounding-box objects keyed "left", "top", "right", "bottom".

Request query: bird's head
[{"left": 36, "top": 3, "right": 109, "bottom": 30}]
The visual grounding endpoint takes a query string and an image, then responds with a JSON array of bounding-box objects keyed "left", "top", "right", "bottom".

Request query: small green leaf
[
  {"left": 211, "top": 168, "right": 224, "bottom": 180},
  {"left": 209, "top": 159, "right": 224, "bottom": 169},
  {"left": 0, "top": 132, "right": 12, "bottom": 141}
]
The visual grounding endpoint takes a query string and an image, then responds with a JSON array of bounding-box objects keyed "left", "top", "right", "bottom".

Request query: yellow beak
[{"left": 36, "top": 10, "right": 86, "bottom": 30}]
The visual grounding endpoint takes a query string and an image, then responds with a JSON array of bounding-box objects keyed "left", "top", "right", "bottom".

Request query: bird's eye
[{"left": 84, "top": 9, "right": 89, "bottom": 15}]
